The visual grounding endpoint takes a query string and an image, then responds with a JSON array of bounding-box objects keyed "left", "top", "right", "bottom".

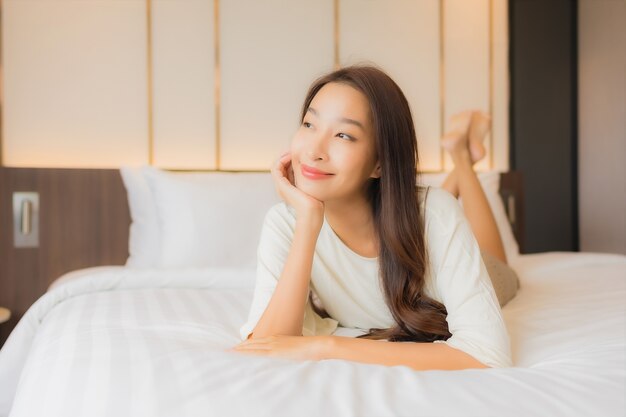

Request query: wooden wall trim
[
  {"left": 500, "top": 170, "right": 525, "bottom": 254},
  {"left": 0, "top": 167, "right": 130, "bottom": 346}
]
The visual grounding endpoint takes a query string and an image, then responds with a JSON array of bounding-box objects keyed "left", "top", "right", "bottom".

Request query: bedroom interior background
[
  {"left": 0, "top": 0, "right": 624, "bottom": 349},
  {"left": 0, "top": 0, "right": 512, "bottom": 348}
]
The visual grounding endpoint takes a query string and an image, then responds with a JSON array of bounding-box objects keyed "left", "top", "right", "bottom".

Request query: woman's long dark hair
[{"left": 304, "top": 65, "right": 451, "bottom": 343}]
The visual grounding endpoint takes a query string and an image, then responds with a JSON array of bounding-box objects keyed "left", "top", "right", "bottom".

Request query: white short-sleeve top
[{"left": 239, "top": 186, "right": 513, "bottom": 368}]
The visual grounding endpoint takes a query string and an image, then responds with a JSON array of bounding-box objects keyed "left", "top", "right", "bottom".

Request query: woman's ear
[{"left": 370, "top": 162, "right": 381, "bottom": 179}]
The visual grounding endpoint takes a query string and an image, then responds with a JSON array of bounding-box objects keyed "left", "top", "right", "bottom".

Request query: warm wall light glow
[{"left": 3, "top": 141, "right": 149, "bottom": 169}]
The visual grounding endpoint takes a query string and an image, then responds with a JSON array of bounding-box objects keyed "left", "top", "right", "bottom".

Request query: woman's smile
[{"left": 301, "top": 164, "right": 335, "bottom": 180}]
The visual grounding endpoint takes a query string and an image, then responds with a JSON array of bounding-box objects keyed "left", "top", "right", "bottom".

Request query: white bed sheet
[{"left": 0, "top": 252, "right": 624, "bottom": 417}]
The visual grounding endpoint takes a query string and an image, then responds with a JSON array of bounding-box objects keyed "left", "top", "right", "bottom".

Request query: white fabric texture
[
  {"left": 120, "top": 167, "right": 520, "bottom": 269},
  {"left": 0, "top": 252, "right": 625, "bottom": 417},
  {"left": 143, "top": 168, "right": 280, "bottom": 268},
  {"left": 119, "top": 166, "right": 161, "bottom": 267},
  {"left": 120, "top": 166, "right": 280, "bottom": 268},
  {"left": 240, "top": 187, "right": 513, "bottom": 369}
]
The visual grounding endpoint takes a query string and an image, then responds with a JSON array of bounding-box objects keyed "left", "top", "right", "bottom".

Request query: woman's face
[{"left": 290, "top": 82, "right": 381, "bottom": 203}]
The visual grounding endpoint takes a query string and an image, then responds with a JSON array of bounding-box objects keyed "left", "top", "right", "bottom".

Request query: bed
[{"left": 0, "top": 167, "right": 624, "bottom": 417}]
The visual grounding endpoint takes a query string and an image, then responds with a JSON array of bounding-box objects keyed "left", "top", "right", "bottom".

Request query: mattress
[{"left": 0, "top": 252, "right": 624, "bottom": 417}]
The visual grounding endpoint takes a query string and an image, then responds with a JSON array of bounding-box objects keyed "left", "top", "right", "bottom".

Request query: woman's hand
[
  {"left": 229, "top": 335, "right": 331, "bottom": 361},
  {"left": 271, "top": 151, "right": 324, "bottom": 226}
]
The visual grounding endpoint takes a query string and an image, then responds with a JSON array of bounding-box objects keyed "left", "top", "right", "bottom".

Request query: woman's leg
[
  {"left": 451, "top": 151, "right": 507, "bottom": 264},
  {"left": 440, "top": 112, "right": 508, "bottom": 264}
]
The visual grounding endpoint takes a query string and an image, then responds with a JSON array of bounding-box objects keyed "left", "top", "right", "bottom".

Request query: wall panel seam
[
  {"left": 146, "top": 0, "right": 154, "bottom": 166},
  {"left": 214, "top": 0, "right": 221, "bottom": 170}
]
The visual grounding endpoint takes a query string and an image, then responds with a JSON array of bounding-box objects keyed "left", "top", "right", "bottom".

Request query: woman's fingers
[
  {"left": 272, "top": 153, "right": 291, "bottom": 180},
  {"left": 235, "top": 344, "right": 273, "bottom": 351},
  {"left": 272, "top": 154, "right": 294, "bottom": 185},
  {"left": 281, "top": 156, "right": 293, "bottom": 185},
  {"left": 270, "top": 152, "right": 324, "bottom": 226},
  {"left": 272, "top": 153, "right": 294, "bottom": 197},
  {"left": 233, "top": 337, "right": 275, "bottom": 352}
]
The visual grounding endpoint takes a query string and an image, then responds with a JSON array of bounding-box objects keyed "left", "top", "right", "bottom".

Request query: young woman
[{"left": 232, "top": 65, "right": 513, "bottom": 370}]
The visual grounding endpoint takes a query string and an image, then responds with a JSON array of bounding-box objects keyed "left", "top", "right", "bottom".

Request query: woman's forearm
[
  {"left": 250, "top": 216, "right": 321, "bottom": 339},
  {"left": 322, "top": 336, "right": 490, "bottom": 371}
]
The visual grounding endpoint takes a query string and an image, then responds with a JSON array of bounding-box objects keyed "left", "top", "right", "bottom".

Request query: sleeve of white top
[
  {"left": 239, "top": 203, "right": 339, "bottom": 341},
  {"left": 426, "top": 188, "right": 513, "bottom": 368}
]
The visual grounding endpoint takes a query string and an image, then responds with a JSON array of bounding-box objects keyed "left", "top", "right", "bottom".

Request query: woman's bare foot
[
  {"left": 468, "top": 111, "right": 491, "bottom": 164},
  {"left": 440, "top": 110, "right": 473, "bottom": 156}
]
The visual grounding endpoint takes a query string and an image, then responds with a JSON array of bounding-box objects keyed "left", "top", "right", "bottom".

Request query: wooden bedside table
[{"left": 0, "top": 307, "right": 11, "bottom": 324}]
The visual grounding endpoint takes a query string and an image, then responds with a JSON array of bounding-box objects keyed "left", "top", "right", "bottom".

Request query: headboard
[{"left": 0, "top": 167, "right": 524, "bottom": 346}]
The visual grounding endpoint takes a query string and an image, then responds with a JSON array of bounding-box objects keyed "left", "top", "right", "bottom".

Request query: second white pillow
[{"left": 144, "top": 167, "right": 280, "bottom": 268}]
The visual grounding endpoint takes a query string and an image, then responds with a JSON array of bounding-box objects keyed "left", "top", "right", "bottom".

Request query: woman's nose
[{"left": 305, "top": 134, "right": 328, "bottom": 161}]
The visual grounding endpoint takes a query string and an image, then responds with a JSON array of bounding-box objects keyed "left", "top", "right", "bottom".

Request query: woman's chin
[{"left": 295, "top": 179, "right": 327, "bottom": 201}]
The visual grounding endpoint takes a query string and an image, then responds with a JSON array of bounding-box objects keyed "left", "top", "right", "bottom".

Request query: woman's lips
[{"left": 301, "top": 164, "right": 334, "bottom": 180}]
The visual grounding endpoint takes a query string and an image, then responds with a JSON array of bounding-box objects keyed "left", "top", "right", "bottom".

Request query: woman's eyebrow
[{"left": 307, "top": 107, "right": 365, "bottom": 131}]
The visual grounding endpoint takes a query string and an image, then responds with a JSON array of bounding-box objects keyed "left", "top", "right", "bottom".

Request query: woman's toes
[
  {"left": 440, "top": 110, "right": 473, "bottom": 154},
  {"left": 449, "top": 110, "right": 473, "bottom": 135}
]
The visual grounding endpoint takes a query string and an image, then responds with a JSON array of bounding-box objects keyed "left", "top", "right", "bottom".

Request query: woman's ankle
[{"left": 450, "top": 148, "right": 473, "bottom": 168}]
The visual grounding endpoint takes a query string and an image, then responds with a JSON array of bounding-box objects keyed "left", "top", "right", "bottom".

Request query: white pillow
[
  {"left": 121, "top": 165, "right": 280, "bottom": 268},
  {"left": 120, "top": 166, "right": 160, "bottom": 267},
  {"left": 143, "top": 167, "right": 280, "bottom": 268},
  {"left": 418, "top": 171, "right": 520, "bottom": 265},
  {"left": 120, "top": 165, "right": 519, "bottom": 268}
]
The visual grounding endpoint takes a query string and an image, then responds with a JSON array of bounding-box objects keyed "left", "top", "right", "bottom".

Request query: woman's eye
[
  {"left": 337, "top": 133, "right": 353, "bottom": 141},
  {"left": 303, "top": 121, "right": 312, "bottom": 128}
]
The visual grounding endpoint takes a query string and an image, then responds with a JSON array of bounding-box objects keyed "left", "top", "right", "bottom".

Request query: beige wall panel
[
  {"left": 443, "top": 0, "right": 490, "bottom": 171},
  {"left": 220, "top": 0, "right": 334, "bottom": 171},
  {"left": 492, "top": 0, "right": 509, "bottom": 172},
  {"left": 152, "top": 0, "right": 216, "bottom": 170},
  {"left": 2, "top": 0, "right": 148, "bottom": 168},
  {"left": 340, "top": 0, "right": 441, "bottom": 172}
]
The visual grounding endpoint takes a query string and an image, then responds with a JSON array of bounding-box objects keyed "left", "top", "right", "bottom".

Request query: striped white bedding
[{"left": 0, "top": 252, "right": 624, "bottom": 417}]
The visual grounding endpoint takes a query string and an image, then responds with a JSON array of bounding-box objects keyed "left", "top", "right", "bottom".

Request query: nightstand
[{"left": 0, "top": 307, "right": 10, "bottom": 324}]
